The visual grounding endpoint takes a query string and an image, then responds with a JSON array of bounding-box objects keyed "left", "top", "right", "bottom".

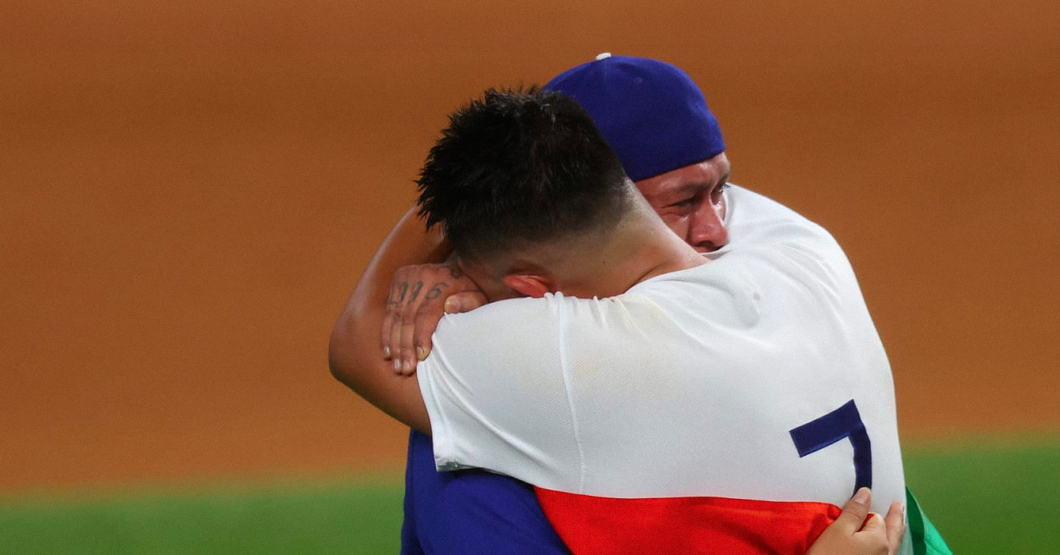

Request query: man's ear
[{"left": 503, "top": 274, "right": 553, "bottom": 299}]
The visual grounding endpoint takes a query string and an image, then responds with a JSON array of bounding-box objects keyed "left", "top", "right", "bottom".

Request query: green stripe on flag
[{"left": 907, "top": 488, "right": 953, "bottom": 555}]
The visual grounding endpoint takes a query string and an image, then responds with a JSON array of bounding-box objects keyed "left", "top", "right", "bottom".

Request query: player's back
[
  {"left": 417, "top": 186, "right": 908, "bottom": 554},
  {"left": 547, "top": 245, "right": 903, "bottom": 502}
]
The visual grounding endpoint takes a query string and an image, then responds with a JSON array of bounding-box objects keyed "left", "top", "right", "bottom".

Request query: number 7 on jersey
[{"left": 789, "top": 399, "right": 872, "bottom": 495}]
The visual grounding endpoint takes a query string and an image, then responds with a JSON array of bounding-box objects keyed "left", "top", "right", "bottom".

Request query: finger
[
  {"left": 884, "top": 502, "right": 906, "bottom": 553},
  {"left": 382, "top": 273, "right": 409, "bottom": 361},
  {"left": 860, "top": 512, "right": 885, "bottom": 535},
  {"left": 399, "top": 308, "right": 417, "bottom": 375},
  {"left": 444, "top": 291, "right": 488, "bottom": 314},
  {"left": 414, "top": 303, "right": 448, "bottom": 362},
  {"left": 856, "top": 514, "right": 890, "bottom": 555},
  {"left": 832, "top": 487, "right": 873, "bottom": 537},
  {"left": 389, "top": 315, "right": 404, "bottom": 373},
  {"left": 381, "top": 305, "right": 396, "bottom": 360}
]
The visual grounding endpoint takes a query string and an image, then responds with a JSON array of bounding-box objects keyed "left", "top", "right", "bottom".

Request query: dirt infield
[{"left": 2, "top": 1, "right": 1059, "bottom": 492}]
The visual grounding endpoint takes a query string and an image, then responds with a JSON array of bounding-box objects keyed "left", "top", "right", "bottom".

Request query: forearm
[{"left": 328, "top": 206, "right": 450, "bottom": 431}]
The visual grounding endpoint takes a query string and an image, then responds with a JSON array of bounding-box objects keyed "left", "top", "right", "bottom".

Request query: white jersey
[{"left": 417, "top": 185, "right": 905, "bottom": 516}]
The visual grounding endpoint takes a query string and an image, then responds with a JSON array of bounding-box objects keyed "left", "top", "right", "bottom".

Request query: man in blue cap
[
  {"left": 545, "top": 53, "right": 731, "bottom": 255},
  {"left": 330, "top": 56, "right": 946, "bottom": 554}
]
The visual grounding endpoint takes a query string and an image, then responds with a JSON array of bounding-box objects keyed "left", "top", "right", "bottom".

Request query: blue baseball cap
[{"left": 544, "top": 53, "right": 725, "bottom": 182}]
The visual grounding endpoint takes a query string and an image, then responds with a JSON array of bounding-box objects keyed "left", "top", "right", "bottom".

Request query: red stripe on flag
[{"left": 536, "top": 488, "right": 841, "bottom": 555}]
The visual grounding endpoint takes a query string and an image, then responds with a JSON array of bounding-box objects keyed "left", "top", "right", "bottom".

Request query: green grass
[
  {"left": 903, "top": 439, "right": 1060, "bottom": 555},
  {"left": 1, "top": 441, "right": 1058, "bottom": 554},
  {"left": 0, "top": 478, "right": 405, "bottom": 555}
]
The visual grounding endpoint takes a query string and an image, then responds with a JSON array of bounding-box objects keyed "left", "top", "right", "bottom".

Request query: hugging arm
[{"left": 328, "top": 207, "right": 449, "bottom": 433}]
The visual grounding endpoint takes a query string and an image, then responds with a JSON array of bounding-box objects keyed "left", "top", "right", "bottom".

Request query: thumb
[
  {"left": 832, "top": 487, "right": 873, "bottom": 536},
  {"left": 444, "top": 291, "right": 488, "bottom": 314}
]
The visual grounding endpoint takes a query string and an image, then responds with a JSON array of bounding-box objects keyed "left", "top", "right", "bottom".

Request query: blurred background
[{"left": 2, "top": 0, "right": 1058, "bottom": 553}]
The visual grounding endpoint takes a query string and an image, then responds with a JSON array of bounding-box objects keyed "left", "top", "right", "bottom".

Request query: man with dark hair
[
  {"left": 417, "top": 87, "right": 632, "bottom": 281},
  {"left": 331, "top": 85, "right": 907, "bottom": 554}
]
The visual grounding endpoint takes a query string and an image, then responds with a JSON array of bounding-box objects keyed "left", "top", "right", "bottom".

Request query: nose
[{"left": 688, "top": 201, "right": 729, "bottom": 252}]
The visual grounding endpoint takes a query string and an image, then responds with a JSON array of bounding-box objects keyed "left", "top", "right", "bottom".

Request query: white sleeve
[{"left": 416, "top": 294, "right": 582, "bottom": 488}]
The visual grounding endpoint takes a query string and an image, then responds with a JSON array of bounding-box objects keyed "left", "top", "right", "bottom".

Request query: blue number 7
[{"left": 789, "top": 399, "right": 872, "bottom": 496}]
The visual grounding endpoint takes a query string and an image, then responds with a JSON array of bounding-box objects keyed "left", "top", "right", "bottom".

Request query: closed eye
[
  {"left": 706, "top": 166, "right": 732, "bottom": 200},
  {"left": 668, "top": 197, "right": 696, "bottom": 209}
]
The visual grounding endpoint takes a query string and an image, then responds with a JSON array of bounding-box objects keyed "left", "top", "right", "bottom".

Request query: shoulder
[
  {"left": 722, "top": 185, "right": 853, "bottom": 277},
  {"left": 436, "top": 292, "right": 656, "bottom": 332},
  {"left": 720, "top": 186, "right": 870, "bottom": 313},
  {"left": 428, "top": 292, "right": 678, "bottom": 374},
  {"left": 433, "top": 295, "right": 560, "bottom": 339},
  {"left": 723, "top": 185, "right": 840, "bottom": 252},
  {"left": 430, "top": 293, "right": 640, "bottom": 353}
]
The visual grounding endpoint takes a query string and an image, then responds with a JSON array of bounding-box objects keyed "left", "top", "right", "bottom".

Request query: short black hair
[{"left": 416, "top": 87, "right": 630, "bottom": 261}]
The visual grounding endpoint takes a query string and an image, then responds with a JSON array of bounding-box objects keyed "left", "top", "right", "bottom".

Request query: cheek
[
  {"left": 660, "top": 213, "right": 690, "bottom": 237},
  {"left": 714, "top": 193, "right": 728, "bottom": 220}
]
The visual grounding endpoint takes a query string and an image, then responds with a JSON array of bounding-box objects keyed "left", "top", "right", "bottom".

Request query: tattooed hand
[{"left": 382, "top": 263, "right": 486, "bottom": 375}]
